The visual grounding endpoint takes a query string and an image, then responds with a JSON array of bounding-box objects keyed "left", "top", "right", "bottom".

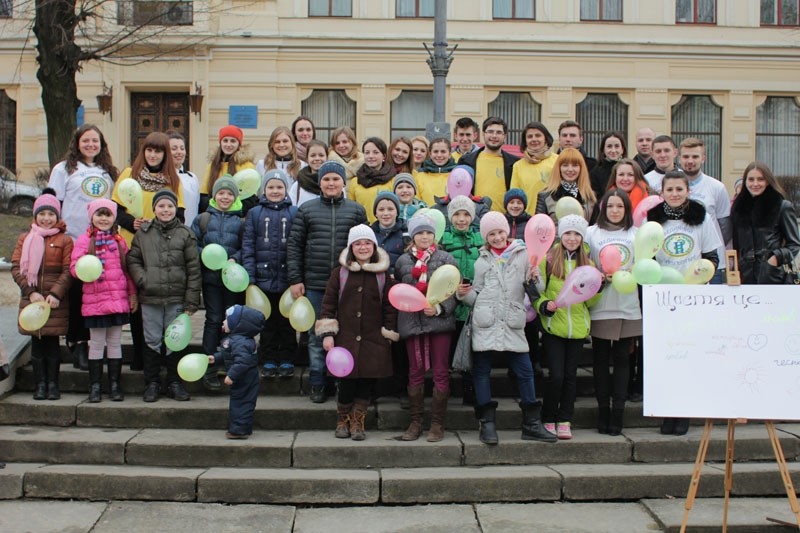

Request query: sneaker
[
  {"left": 544, "top": 422, "right": 556, "bottom": 434},
  {"left": 202, "top": 373, "right": 222, "bottom": 391},
  {"left": 260, "top": 362, "right": 278, "bottom": 379},
  {"left": 225, "top": 431, "right": 250, "bottom": 440},
  {"left": 277, "top": 362, "right": 294, "bottom": 378},
  {"left": 143, "top": 382, "right": 160, "bottom": 403},
  {"left": 309, "top": 384, "right": 327, "bottom": 403},
  {"left": 556, "top": 422, "right": 573, "bottom": 440},
  {"left": 166, "top": 381, "right": 190, "bottom": 401}
]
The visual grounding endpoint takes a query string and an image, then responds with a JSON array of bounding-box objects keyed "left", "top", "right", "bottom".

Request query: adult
[
  {"left": 451, "top": 117, "right": 480, "bottom": 162},
  {"left": 510, "top": 121, "right": 559, "bottom": 214},
  {"left": 291, "top": 115, "right": 315, "bottom": 162},
  {"left": 632, "top": 127, "right": 656, "bottom": 174},
  {"left": 589, "top": 132, "right": 627, "bottom": 200},
  {"left": 201, "top": 125, "right": 256, "bottom": 214},
  {"left": 167, "top": 131, "right": 200, "bottom": 227},
  {"left": 415, "top": 137, "right": 457, "bottom": 206},
  {"left": 535, "top": 148, "right": 597, "bottom": 224},
  {"left": 389, "top": 137, "right": 414, "bottom": 175},
  {"left": 606, "top": 159, "right": 651, "bottom": 212},
  {"left": 731, "top": 161, "right": 800, "bottom": 285},
  {"left": 257, "top": 126, "right": 307, "bottom": 186},
  {"left": 459, "top": 117, "right": 520, "bottom": 212},
  {"left": 290, "top": 139, "right": 327, "bottom": 207},
  {"left": 350, "top": 137, "right": 397, "bottom": 223},
  {"left": 644, "top": 135, "right": 678, "bottom": 192},
  {"left": 327, "top": 126, "right": 364, "bottom": 181},
  {"left": 557, "top": 120, "right": 597, "bottom": 173},
  {"left": 410, "top": 136, "right": 429, "bottom": 171}
]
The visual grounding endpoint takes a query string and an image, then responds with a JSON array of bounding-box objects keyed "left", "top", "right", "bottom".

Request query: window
[
  {"left": 575, "top": 93, "right": 628, "bottom": 160},
  {"left": 0, "top": 89, "right": 16, "bottom": 173},
  {"left": 0, "top": 0, "right": 12, "bottom": 18},
  {"left": 309, "top": 0, "right": 352, "bottom": 17},
  {"left": 676, "top": 0, "right": 716, "bottom": 24},
  {"left": 757, "top": 97, "right": 800, "bottom": 177},
  {"left": 391, "top": 91, "right": 433, "bottom": 139},
  {"left": 493, "top": 0, "right": 535, "bottom": 19},
  {"left": 396, "top": 0, "right": 434, "bottom": 18},
  {"left": 671, "top": 95, "right": 722, "bottom": 179},
  {"left": 488, "top": 92, "right": 541, "bottom": 144},
  {"left": 761, "top": 0, "right": 800, "bottom": 26},
  {"left": 117, "top": 1, "right": 193, "bottom": 26},
  {"left": 301, "top": 90, "right": 357, "bottom": 145},
  {"left": 580, "top": 0, "right": 622, "bottom": 21}
]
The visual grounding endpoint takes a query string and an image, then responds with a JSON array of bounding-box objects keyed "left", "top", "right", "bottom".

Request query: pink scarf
[{"left": 20, "top": 223, "right": 60, "bottom": 287}]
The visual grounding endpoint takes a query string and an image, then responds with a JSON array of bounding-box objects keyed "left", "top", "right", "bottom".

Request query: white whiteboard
[{"left": 643, "top": 285, "right": 800, "bottom": 420}]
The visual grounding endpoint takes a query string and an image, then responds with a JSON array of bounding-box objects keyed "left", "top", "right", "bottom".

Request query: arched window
[
  {"left": 576, "top": 93, "right": 628, "bottom": 160},
  {"left": 671, "top": 95, "right": 722, "bottom": 178},
  {"left": 391, "top": 90, "right": 433, "bottom": 139},
  {"left": 488, "top": 92, "right": 541, "bottom": 146},
  {"left": 757, "top": 96, "right": 800, "bottom": 177},
  {"left": 301, "top": 89, "right": 357, "bottom": 145},
  {"left": 0, "top": 89, "right": 16, "bottom": 172}
]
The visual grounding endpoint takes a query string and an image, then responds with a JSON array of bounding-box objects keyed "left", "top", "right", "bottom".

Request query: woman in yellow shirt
[
  {"left": 510, "top": 122, "right": 559, "bottom": 214},
  {"left": 200, "top": 125, "right": 255, "bottom": 213}
]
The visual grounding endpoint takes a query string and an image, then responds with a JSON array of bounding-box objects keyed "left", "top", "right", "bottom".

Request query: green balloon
[
  {"left": 611, "top": 270, "right": 637, "bottom": 294},
  {"left": 658, "top": 266, "right": 685, "bottom": 284},
  {"left": 632, "top": 258, "right": 663, "bottom": 285},
  {"left": 164, "top": 313, "right": 192, "bottom": 352},
  {"left": 222, "top": 263, "right": 249, "bottom": 293},
  {"left": 177, "top": 353, "right": 209, "bottom": 382},
  {"left": 427, "top": 209, "right": 447, "bottom": 243},
  {"left": 201, "top": 244, "right": 228, "bottom": 271},
  {"left": 75, "top": 254, "right": 103, "bottom": 282}
]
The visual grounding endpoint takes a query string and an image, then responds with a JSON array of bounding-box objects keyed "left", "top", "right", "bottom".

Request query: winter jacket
[
  {"left": 126, "top": 217, "right": 202, "bottom": 312},
  {"left": 191, "top": 200, "right": 244, "bottom": 287},
  {"left": 371, "top": 220, "right": 407, "bottom": 276},
  {"left": 327, "top": 150, "right": 365, "bottom": 181},
  {"left": 439, "top": 227, "right": 483, "bottom": 322},
  {"left": 213, "top": 306, "right": 264, "bottom": 383},
  {"left": 732, "top": 186, "right": 800, "bottom": 285},
  {"left": 316, "top": 248, "right": 399, "bottom": 379},
  {"left": 11, "top": 222, "right": 73, "bottom": 336},
  {"left": 394, "top": 248, "right": 458, "bottom": 338},
  {"left": 536, "top": 185, "right": 596, "bottom": 226},
  {"left": 398, "top": 198, "right": 426, "bottom": 221},
  {"left": 286, "top": 194, "right": 368, "bottom": 292},
  {"left": 431, "top": 195, "right": 492, "bottom": 231},
  {"left": 242, "top": 195, "right": 298, "bottom": 294},
  {"left": 460, "top": 240, "right": 529, "bottom": 353},
  {"left": 505, "top": 211, "right": 531, "bottom": 240},
  {"left": 70, "top": 231, "right": 136, "bottom": 318}
]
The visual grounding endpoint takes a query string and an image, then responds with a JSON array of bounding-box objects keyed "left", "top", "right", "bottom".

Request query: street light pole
[{"left": 424, "top": 0, "right": 456, "bottom": 141}]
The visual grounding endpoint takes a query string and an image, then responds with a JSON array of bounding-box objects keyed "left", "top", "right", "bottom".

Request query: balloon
[
  {"left": 634, "top": 221, "right": 665, "bottom": 261},
  {"left": 177, "top": 353, "right": 209, "bottom": 382},
  {"left": 388, "top": 284, "right": 428, "bottom": 312},
  {"left": 426, "top": 209, "right": 446, "bottom": 243},
  {"left": 426, "top": 264, "right": 461, "bottom": 306},
  {"left": 554, "top": 266, "right": 603, "bottom": 308},
  {"left": 632, "top": 258, "right": 663, "bottom": 285},
  {"left": 684, "top": 259, "right": 715, "bottom": 285},
  {"left": 117, "top": 179, "right": 143, "bottom": 218},
  {"left": 221, "top": 263, "right": 249, "bottom": 293},
  {"left": 75, "top": 254, "right": 103, "bottom": 282},
  {"left": 279, "top": 288, "right": 296, "bottom": 318},
  {"left": 523, "top": 294, "right": 537, "bottom": 323},
  {"left": 524, "top": 214, "right": 556, "bottom": 266},
  {"left": 289, "top": 296, "right": 315, "bottom": 332},
  {"left": 447, "top": 167, "right": 473, "bottom": 198},
  {"left": 413, "top": 208, "right": 430, "bottom": 218},
  {"left": 233, "top": 169, "right": 261, "bottom": 199},
  {"left": 632, "top": 195, "right": 664, "bottom": 227},
  {"left": 554, "top": 196, "right": 584, "bottom": 221},
  {"left": 658, "top": 266, "right": 685, "bottom": 285},
  {"left": 201, "top": 244, "right": 228, "bottom": 271},
  {"left": 164, "top": 313, "right": 192, "bottom": 352},
  {"left": 18, "top": 301, "right": 50, "bottom": 332},
  {"left": 599, "top": 245, "right": 622, "bottom": 275},
  {"left": 326, "top": 346, "right": 355, "bottom": 378},
  {"left": 245, "top": 285, "right": 272, "bottom": 320},
  {"left": 611, "top": 270, "right": 637, "bottom": 294}
]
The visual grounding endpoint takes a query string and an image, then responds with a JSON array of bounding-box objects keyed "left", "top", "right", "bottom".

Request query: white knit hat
[
  {"left": 479, "top": 211, "right": 510, "bottom": 241},
  {"left": 347, "top": 224, "right": 378, "bottom": 248},
  {"left": 447, "top": 195, "right": 476, "bottom": 222},
  {"left": 558, "top": 214, "right": 588, "bottom": 239}
]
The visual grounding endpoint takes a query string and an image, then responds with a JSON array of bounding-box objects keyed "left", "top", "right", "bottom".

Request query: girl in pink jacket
[{"left": 70, "top": 199, "right": 137, "bottom": 403}]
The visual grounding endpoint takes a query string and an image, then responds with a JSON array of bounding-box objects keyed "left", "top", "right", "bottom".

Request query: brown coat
[
  {"left": 11, "top": 221, "right": 73, "bottom": 336},
  {"left": 316, "top": 247, "right": 398, "bottom": 379}
]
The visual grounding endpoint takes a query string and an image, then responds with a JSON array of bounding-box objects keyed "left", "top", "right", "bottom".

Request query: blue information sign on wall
[
  {"left": 77, "top": 105, "right": 85, "bottom": 127},
  {"left": 229, "top": 106, "right": 258, "bottom": 129}
]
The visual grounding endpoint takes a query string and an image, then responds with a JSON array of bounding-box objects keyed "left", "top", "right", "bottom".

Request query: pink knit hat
[
  {"left": 33, "top": 194, "right": 61, "bottom": 219},
  {"left": 87, "top": 198, "right": 118, "bottom": 221},
  {"left": 479, "top": 211, "right": 510, "bottom": 241}
]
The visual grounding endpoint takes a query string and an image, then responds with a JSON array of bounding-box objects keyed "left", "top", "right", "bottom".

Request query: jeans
[
  {"left": 305, "top": 289, "right": 327, "bottom": 386},
  {"left": 473, "top": 350, "right": 536, "bottom": 406},
  {"left": 710, "top": 268, "right": 727, "bottom": 285},
  {"left": 541, "top": 332, "right": 584, "bottom": 423}
]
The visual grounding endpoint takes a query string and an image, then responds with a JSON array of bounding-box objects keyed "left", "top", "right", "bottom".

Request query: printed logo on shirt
[
  {"left": 81, "top": 176, "right": 109, "bottom": 198},
  {"left": 613, "top": 243, "right": 632, "bottom": 267},
  {"left": 663, "top": 233, "right": 695, "bottom": 258}
]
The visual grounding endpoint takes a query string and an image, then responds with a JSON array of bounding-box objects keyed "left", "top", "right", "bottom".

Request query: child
[
  {"left": 127, "top": 190, "right": 202, "bottom": 403},
  {"left": 393, "top": 173, "right": 426, "bottom": 222},
  {"left": 200, "top": 125, "right": 256, "bottom": 214},
  {"left": 395, "top": 214, "right": 457, "bottom": 442},
  {"left": 242, "top": 170, "right": 298, "bottom": 379},
  {"left": 459, "top": 212, "right": 557, "bottom": 445},
  {"left": 316, "top": 225, "right": 399, "bottom": 440},
  {"left": 535, "top": 214, "right": 601, "bottom": 440},
  {"left": 430, "top": 168, "right": 491, "bottom": 231},
  {"left": 289, "top": 139, "right": 328, "bottom": 207},
  {"left": 586, "top": 189, "right": 641, "bottom": 435},
  {"left": 70, "top": 199, "right": 137, "bottom": 402},
  {"left": 191, "top": 176, "right": 245, "bottom": 390},
  {"left": 209, "top": 305, "right": 265, "bottom": 439},
  {"left": 12, "top": 192, "right": 73, "bottom": 400}
]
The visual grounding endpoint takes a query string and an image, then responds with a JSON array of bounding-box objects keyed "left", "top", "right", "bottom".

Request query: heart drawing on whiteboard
[
  {"left": 785, "top": 334, "right": 800, "bottom": 356},
  {"left": 747, "top": 334, "right": 768, "bottom": 351}
]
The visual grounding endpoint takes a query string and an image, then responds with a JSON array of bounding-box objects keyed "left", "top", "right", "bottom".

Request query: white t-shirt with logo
[
  {"left": 48, "top": 161, "right": 114, "bottom": 240},
  {"left": 688, "top": 173, "right": 730, "bottom": 269},
  {"left": 655, "top": 214, "right": 723, "bottom": 274},
  {"left": 586, "top": 225, "right": 641, "bottom": 321}
]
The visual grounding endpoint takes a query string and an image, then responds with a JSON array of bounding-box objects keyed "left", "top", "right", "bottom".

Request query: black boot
[
  {"left": 107, "top": 359, "right": 124, "bottom": 401},
  {"left": 521, "top": 401, "right": 557, "bottom": 443},
  {"left": 74, "top": 342, "right": 89, "bottom": 371},
  {"left": 461, "top": 372, "right": 475, "bottom": 406},
  {"left": 475, "top": 401, "right": 499, "bottom": 445},
  {"left": 609, "top": 408, "right": 625, "bottom": 436},
  {"left": 597, "top": 405, "right": 610, "bottom": 434},
  {"left": 32, "top": 358, "right": 46, "bottom": 401},
  {"left": 673, "top": 418, "right": 690, "bottom": 436},
  {"left": 660, "top": 418, "right": 676, "bottom": 435},
  {"left": 88, "top": 359, "right": 103, "bottom": 403}
]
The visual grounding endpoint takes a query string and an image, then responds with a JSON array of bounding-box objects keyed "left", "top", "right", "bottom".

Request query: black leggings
[
  {"left": 338, "top": 378, "right": 375, "bottom": 404},
  {"left": 592, "top": 337, "right": 632, "bottom": 409}
]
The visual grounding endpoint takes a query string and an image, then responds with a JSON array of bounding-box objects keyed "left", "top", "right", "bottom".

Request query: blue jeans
[
  {"left": 305, "top": 289, "right": 327, "bottom": 386},
  {"left": 710, "top": 268, "right": 727, "bottom": 285},
  {"left": 473, "top": 350, "right": 536, "bottom": 407}
]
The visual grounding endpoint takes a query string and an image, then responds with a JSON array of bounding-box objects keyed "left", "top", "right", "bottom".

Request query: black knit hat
[{"left": 152, "top": 189, "right": 178, "bottom": 209}]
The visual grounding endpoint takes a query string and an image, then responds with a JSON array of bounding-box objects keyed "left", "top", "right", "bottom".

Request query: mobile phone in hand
[{"left": 462, "top": 278, "right": 471, "bottom": 285}]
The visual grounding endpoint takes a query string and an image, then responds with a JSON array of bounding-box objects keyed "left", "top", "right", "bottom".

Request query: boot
[
  {"left": 461, "top": 373, "right": 475, "bottom": 406},
  {"left": 32, "top": 358, "right": 46, "bottom": 401},
  {"left": 520, "top": 401, "right": 557, "bottom": 443},
  {"left": 401, "top": 385, "right": 424, "bottom": 441},
  {"left": 45, "top": 352, "right": 60, "bottom": 401},
  {"left": 426, "top": 388, "right": 448, "bottom": 442},
  {"left": 350, "top": 399, "right": 368, "bottom": 441},
  {"left": 660, "top": 418, "right": 676, "bottom": 435},
  {"left": 609, "top": 408, "right": 625, "bottom": 436},
  {"left": 335, "top": 402, "right": 352, "bottom": 438},
  {"left": 597, "top": 405, "right": 610, "bottom": 434},
  {"left": 107, "top": 359, "right": 124, "bottom": 402},
  {"left": 673, "top": 418, "right": 690, "bottom": 436},
  {"left": 475, "top": 401, "right": 499, "bottom": 445},
  {"left": 88, "top": 359, "right": 103, "bottom": 403},
  {"left": 74, "top": 342, "right": 89, "bottom": 371}
]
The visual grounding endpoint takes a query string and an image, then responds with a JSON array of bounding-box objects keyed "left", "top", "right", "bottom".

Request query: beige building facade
[{"left": 0, "top": 0, "right": 798, "bottom": 187}]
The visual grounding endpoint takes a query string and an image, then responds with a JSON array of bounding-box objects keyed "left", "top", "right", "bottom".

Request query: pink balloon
[
  {"left": 523, "top": 294, "right": 537, "bottom": 323},
  {"left": 388, "top": 284, "right": 427, "bottom": 312},
  {"left": 554, "top": 266, "right": 603, "bottom": 308},
  {"left": 599, "top": 245, "right": 622, "bottom": 275},
  {"left": 632, "top": 195, "right": 664, "bottom": 227},
  {"left": 524, "top": 214, "right": 556, "bottom": 266},
  {"left": 326, "top": 346, "right": 354, "bottom": 378},
  {"left": 447, "top": 168, "right": 473, "bottom": 198}
]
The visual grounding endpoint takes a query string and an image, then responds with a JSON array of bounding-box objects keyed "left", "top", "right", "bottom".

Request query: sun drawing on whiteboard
[{"left": 737, "top": 365, "right": 766, "bottom": 394}]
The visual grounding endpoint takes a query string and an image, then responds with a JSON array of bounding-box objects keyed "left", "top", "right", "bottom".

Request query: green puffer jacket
[
  {"left": 127, "top": 217, "right": 202, "bottom": 312},
  {"left": 439, "top": 227, "right": 483, "bottom": 322}
]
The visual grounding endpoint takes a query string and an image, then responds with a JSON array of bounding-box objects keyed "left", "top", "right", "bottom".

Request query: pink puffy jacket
[{"left": 70, "top": 231, "right": 136, "bottom": 318}]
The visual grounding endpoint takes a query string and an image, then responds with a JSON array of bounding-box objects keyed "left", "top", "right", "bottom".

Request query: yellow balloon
[
  {"left": 634, "top": 221, "right": 665, "bottom": 261},
  {"left": 233, "top": 169, "right": 261, "bottom": 200},
  {"left": 426, "top": 264, "right": 461, "bottom": 306},
  {"left": 75, "top": 254, "right": 103, "bottom": 282},
  {"left": 684, "top": 259, "right": 715, "bottom": 285},
  {"left": 117, "top": 178, "right": 144, "bottom": 218},
  {"left": 555, "top": 196, "right": 584, "bottom": 221},
  {"left": 245, "top": 285, "right": 272, "bottom": 320},
  {"left": 177, "top": 353, "right": 209, "bottom": 382},
  {"left": 289, "top": 296, "right": 316, "bottom": 332},
  {"left": 279, "top": 288, "right": 295, "bottom": 318},
  {"left": 19, "top": 301, "right": 51, "bottom": 332}
]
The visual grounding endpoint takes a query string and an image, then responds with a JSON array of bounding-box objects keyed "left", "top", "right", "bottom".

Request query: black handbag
[{"left": 780, "top": 249, "right": 800, "bottom": 285}]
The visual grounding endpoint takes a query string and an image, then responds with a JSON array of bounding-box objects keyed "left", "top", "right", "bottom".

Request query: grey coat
[{"left": 394, "top": 249, "right": 458, "bottom": 339}]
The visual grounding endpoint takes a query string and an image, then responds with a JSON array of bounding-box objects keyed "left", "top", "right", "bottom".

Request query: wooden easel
[{"left": 680, "top": 419, "right": 800, "bottom": 532}]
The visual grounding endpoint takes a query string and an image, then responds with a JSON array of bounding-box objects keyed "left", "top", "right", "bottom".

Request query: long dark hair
[
  {"left": 596, "top": 188, "right": 633, "bottom": 230},
  {"left": 64, "top": 124, "right": 119, "bottom": 179},
  {"left": 131, "top": 132, "right": 180, "bottom": 192}
]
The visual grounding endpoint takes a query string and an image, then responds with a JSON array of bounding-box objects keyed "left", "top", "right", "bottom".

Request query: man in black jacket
[{"left": 459, "top": 117, "right": 519, "bottom": 212}]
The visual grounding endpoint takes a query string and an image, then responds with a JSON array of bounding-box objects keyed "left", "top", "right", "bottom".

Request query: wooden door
[{"left": 130, "top": 92, "right": 190, "bottom": 169}]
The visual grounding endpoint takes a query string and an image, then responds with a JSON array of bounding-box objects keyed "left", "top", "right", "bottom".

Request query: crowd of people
[{"left": 10, "top": 115, "right": 799, "bottom": 442}]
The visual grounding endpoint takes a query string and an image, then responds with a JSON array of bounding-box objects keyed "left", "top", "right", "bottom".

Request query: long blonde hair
[
  {"left": 264, "top": 126, "right": 302, "bottom": 178},
  {"left": 545, "top": 148, "right": 596, "bottom": 203},
  {"left": 546, "top": 240, "right": 591, "bottom": 281}
]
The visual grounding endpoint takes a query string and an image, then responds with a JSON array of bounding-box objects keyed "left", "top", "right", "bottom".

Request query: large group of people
[{"left": 11, "top": 115, "right": 799, "bottom": 442}]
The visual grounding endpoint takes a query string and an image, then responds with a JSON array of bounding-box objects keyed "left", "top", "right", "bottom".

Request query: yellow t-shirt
[
  {"left": 510, "top": 153, "right": 559, "bottom": 214},
  {"left": 415, "top": 170, "right": 449, "bottom": 206},
  {"left": 200, "top": 160, "right": 256, "bottom": 195},
  {"left": 349, "top": 178, "right": 396, "bottom": 224},
  {"left": 112, "top": 168, "right": 185, "bottom": 247},
  {"left": 474, "top": 152, "right": 506, "bottom": 212}
]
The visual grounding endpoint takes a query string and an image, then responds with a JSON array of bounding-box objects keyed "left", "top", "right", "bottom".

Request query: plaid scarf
[
  {"left": 410, "top": 245, "right": 436, "bottom": 294},
  {"left": 561, "top": 180, "right": 579, "bottom": 197}
]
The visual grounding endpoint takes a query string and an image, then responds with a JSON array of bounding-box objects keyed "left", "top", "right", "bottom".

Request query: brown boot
[
  {"left": 335, "top": 402, "right": 352, "bottom": 438},
  {"left": 401, "top": 385, "right": 424, "bottom": 441},
  {"left": 350, "top": 399, "right": 368, "bottom": 441},
  {"left": 426, "top": 388, "right": 449, "bottom": 442}
]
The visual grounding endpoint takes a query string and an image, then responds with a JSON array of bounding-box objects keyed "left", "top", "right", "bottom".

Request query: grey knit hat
[
  {"left": 212, "top": 176, "right": 240, "bottom": 200},
  {"left": 408, "top": 214, "right": 436, "bottom": 238},
  {"left": 393, "top": 173, "right": 417, "bottom": 195},
  {"left": 262, "top": 169, "right": 289, "bottom": 191},
  {"left": 373, "top": 191, "right": 400, "bottom": 215},
  {"left": 317, "top": 161, "right": 346, "bottom": 182},
  {"left": 447, "top": 194, "right": 475, "bottom": 222}
]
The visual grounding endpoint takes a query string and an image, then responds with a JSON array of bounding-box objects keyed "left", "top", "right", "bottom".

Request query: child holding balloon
[
  {"left": 70, "top": 199, "right": 137, "bottom": 403},
  {"left": 12, "top": 192, "right": 73, "bottom": 400}
]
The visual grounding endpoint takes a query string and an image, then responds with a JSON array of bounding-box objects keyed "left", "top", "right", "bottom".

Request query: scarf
[
  {"left": 295, "top": 166, "right": 321, "bottom": 197},
  {"left": 137, "top": 168, "right": 169, "bottom": 192},
  {"left": 20, "top": 223, "right": 61, "bottom": 286},
  {"left": 93, "top": 229, "right": 114, "bottom": 266},
  {"left": 410, "top": 245, "right": 436, "bottom": 294},
  {"left": 419, "top": 157, "right": 457, "bottom": 174},
  {"left": 663, "top": 201, "right": 689, "bottom": 220},
  {"left": 296, "top": 143, "right": 307, "bottom": 162},
  {"left": 561, "top": 180, "right": 579, "bottom": 197},
  {"left": 356, "top": 161, "right": 396, "bottom": 188},
  {"left": 523, "top": 146, "right": 551, "bottom": 165}
]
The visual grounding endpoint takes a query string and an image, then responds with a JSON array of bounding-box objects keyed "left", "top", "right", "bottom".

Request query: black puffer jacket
[
  {"left": 732, "top": 186, "right": 800, "bottom": 285},
  {"left": 287, "top": 194, "right": 367, "bottom": 291}
]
